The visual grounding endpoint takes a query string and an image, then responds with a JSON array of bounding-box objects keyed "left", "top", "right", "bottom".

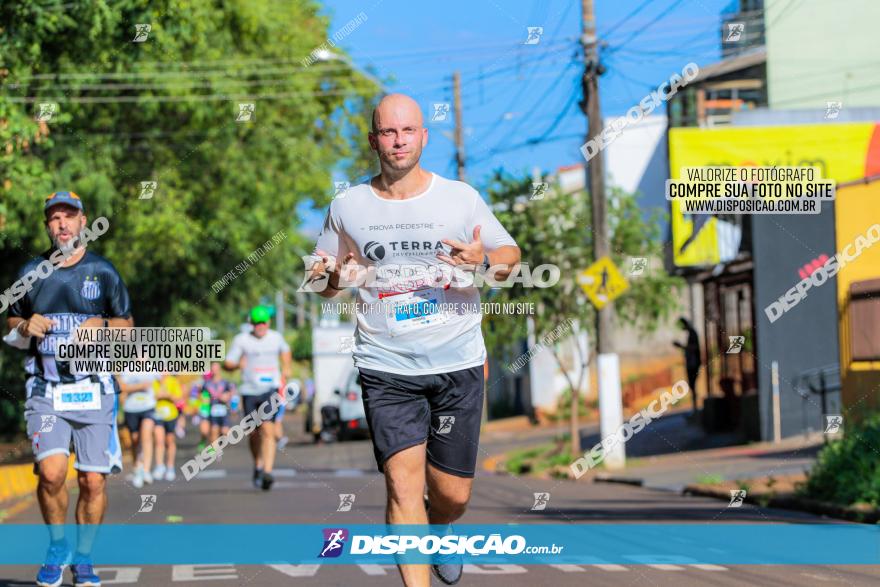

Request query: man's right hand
[
  {"left": 17, "top": 314, "right": 56, "bottom": 338},
  {"left": 312, "top": 249, "right": 363, "bottom": 289}
]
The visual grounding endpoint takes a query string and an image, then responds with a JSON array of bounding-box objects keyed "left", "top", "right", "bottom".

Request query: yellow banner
[{"left": 669, "top": 122, "right": 879, "bottom": 267}]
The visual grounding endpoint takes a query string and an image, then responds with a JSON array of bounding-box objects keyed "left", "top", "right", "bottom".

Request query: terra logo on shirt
[
  {"left": 363, "top": 241, "right": 386, "bottom": 261},
  {"left": 363, "top": 240, "right": 446, "bottom": 260}
]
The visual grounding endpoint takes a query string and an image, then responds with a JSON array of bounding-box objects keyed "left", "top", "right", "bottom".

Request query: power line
[
  {"left": 10, "top": 63, "right": 359, "bottom": 82},
  {"left": 608, "top": 0, "right": 687, "bottom": 54},
  {"left": 472, "top": 132, "right": 584, "bottom": 160},
  {"left": 765, "top": 0, "right": 804, "bottom": 30},
  {"left": 7, "top": 73, "right": 383, "bottom": 93},
  {"left": 10, "top": 39, "right": 576, "bottom": 83},
  {"left": 477, "top": 69, "right": 580, "bottom": 162},
  {"left": 469, "top": 1, "right": 576, "bottom": 148},
  {"left": 457, "top": 65, "right": 583, "bottom": 101},
  {"left": 457, "top": 45, "right": 576, "bottom": 87},
  {"left": 100, "top": 38, "right": 576, "bottom": 71},
  {"left": 5, "top": 86, "right": 381, "bottom": 104},
  {"left": 600, "top": 0, "right": 655, "bottom": 40}
]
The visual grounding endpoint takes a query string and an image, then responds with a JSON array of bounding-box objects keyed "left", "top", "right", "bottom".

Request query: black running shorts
[
  {"left": 241, "top": 390, "right": 283, "bottom": 423},
  {"left": 123, "top": 409, "right": 158, "bottom": 432},
  {"left": 358, "top": 365, "right": 484, "bottom": 478}
]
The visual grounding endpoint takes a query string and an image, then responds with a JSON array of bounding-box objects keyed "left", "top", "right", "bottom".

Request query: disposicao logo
[{"left": 319, "top": 528, "right": 348, "bottom": 558}]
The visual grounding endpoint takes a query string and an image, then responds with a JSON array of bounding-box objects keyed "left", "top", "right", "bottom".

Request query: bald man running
[{"left": 310, "top": 94, "right": 520, "bottom": 586}]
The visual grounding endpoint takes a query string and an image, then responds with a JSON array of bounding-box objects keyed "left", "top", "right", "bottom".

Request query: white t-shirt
[
  {"left": 120, "top": 372, "right": 159, "bottom": 413},
  {"left": 313, "top": 173, "right": 517, "bottom": 375},
  {"left": 226, "top": 329, "right": 290, "bottom": 395}
]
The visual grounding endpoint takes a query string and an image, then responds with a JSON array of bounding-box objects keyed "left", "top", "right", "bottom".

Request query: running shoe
[
  {"left": 132, "top": 466, "right": 144, "bottom": 489},
  {"left": 277, "top": 435, "right": 289, "bottom": 450},
  {"left": 35, "top": 541, "right": 69, "bottom": 587},
  {"left": 143, "top": 469, "right": 153, "bottom": 485},
  {"left": 71, "top": 553, "right": 101, "bottom": 587},
  {"left": 427, "top": 507, "right": 462, "bottom": 586},
  {"left": 261, "top": 471, "right": 274, "bottom": 491},
  {"left": 151, "top": 464, "right": 166, "bottom": 480},
  {"left": 164, "top": 468, "right": 176, "bottom": 482},
  {"left": 431, "top": 551, "right": 463, "bottom": 585},
  {"left": 175, "top": 426, "right": 185, "bottom": 439},
  {"left": 252, "top": 468, "right": 263, "bottom": 488}
]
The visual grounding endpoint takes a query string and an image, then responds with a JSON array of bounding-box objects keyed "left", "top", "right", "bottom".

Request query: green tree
[
  {"left": 0, "top": 1, "right": 381, "bottom": 432},
  {"left": 481, "top": 171, "right": 684, "bottom": 455}
]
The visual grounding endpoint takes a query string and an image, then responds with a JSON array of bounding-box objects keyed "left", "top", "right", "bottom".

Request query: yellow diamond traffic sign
[{"left": 577, "top": 256, "right": 629, "bottom": 309}]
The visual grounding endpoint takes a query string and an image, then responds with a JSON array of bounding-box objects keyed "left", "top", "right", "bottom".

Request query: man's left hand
[{"left": 438, "top": 225, "right": 484, "bottom": 268}]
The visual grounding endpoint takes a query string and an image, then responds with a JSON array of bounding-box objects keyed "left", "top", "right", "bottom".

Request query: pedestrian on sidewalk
[{"left": 675, "top": 317, "right": 702, "bottom": 415}]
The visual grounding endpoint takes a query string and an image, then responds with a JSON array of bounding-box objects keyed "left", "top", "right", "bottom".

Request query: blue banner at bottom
[{"left": 1, "top": 524, "right": 877, "bottom": 565}]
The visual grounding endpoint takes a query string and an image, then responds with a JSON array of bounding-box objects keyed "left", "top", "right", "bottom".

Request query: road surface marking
[
  {"left": 358, "top": 564, "right": 399, "bottom": 575},
  {"left": 194, "top": 470, "right": 227, "bottom": 480},
  {"left": 268, "top": 564, "right": 321, "bottom": 577},
  {"left": 95, "top": 567, "right": 141, "bottom": 583},
  {"left": 334, "top": 469, "right": 366, "bottom": 477},
  {"left": 172, "top": 564, "right": 237, "bottom": 581},
  {"left": 77, "top": 562, "right": 735, "bottom": 582},
  {"left": 463, "top": 564, "right": 528, "bottom": 574}
]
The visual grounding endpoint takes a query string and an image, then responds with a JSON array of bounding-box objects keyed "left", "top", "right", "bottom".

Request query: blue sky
[{"left": 300, "top": 0, "right": 732, "bottom": 230}]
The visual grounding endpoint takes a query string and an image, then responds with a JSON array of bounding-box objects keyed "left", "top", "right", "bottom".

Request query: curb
[
  {"left": 593, "top": 474, "right": 644, "bottom": 486},
  {"left": 682, "top": 485, "right": 880, "bottom": 524},
  {"left": 482, "top": 454, "right": 501, "bottom": 473},
  {"left": 0, "top": 458, "right": 77, "bottom": 510}
]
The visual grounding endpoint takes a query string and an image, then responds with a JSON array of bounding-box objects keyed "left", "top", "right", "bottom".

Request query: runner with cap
[
  {"left": 224, "top": 305, "right": 292, "bottom": 491},
  {"left": 3, "top": 191, "right": 133, "bottom": 587},
  {"left": 308, "top": 94, "right": 520, "bottom": 586}
]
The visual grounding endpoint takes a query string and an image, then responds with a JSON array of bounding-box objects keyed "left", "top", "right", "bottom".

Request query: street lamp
[{"left": 312, "top": 49, "right": 385, "bottom": 92}]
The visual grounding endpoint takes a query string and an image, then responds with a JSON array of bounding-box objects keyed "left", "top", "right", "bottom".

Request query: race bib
[
  {"left": 210, "top": 404, "right": 229, "bottom": 417},
  {"left": 252, "top": 366, "right": 280, "bottom": 388},
  {"left": 385, "top": 286, "right": 448, "bottom": 337},
  {"left": 52, "top": 380, "right": 102, "bottom": 411}
]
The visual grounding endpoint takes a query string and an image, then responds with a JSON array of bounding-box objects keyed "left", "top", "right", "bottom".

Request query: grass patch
[{"left": 504, "top": 440, "right": 578, "bottom": 476}]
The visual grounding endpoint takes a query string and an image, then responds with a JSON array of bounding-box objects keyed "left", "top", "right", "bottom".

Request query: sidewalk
[
  {"left": 591, "top": 432, "right": 823, "bottom": 492},
  {"left": 482, "top": 410, "right": 824, "bottom": 493}
]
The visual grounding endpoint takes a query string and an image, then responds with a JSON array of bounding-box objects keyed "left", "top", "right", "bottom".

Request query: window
[{"left": 849, "top": 279, "right": 880, "bottom": 361}]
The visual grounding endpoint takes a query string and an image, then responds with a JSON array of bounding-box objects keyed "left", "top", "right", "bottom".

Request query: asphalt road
[{"left": 2, "top": 412, "right": 878, "bottom": 586}]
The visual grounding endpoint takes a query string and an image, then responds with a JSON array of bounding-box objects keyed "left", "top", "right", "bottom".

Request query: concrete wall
[
  {"left": 765, "top": 0, "right": 880, "bottom": 110},
  {"left": 835, "top": 180, "right": 880, "bottom": 419},
  {"left": 604, "top": 115, "right": 669, "bottom": 213},
  {"left": 752, "top": 208, "right": 840, "bottom": 440}
]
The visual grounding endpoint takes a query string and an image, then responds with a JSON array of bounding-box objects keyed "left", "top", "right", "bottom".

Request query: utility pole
[
  {"left": 453, "top": 70, "right": 466, "bottom": 181},
  {"left": 275, "top": 289, "right": 285, "bottom": 333},
  {"left": 295, "top": 291, "right": 306, "bottom": 328},
  {"left": 581, "top": 0, "right": 624, "bottom": 469}
]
